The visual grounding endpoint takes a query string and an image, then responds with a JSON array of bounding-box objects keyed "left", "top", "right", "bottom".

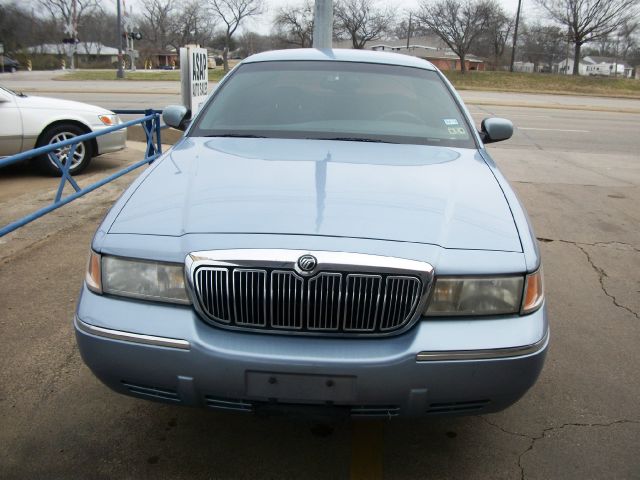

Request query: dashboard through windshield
[{"left": 190, "top": 60, "right": 476, "bottom": 148}]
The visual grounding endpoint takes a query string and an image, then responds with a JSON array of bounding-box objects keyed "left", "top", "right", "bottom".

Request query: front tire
[{"left": 36, "top": 124, "right": 93, "bottom": 176}]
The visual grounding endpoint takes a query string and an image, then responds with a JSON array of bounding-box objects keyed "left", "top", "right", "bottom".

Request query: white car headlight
[
  {"left": 424, "top": 276, "right": 526, "bottom": 316},
  {"left": 86, "top": 251, "right": 190, "bottom": 305}
]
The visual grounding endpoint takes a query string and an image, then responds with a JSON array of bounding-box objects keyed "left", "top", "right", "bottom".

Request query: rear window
[{"left": 190, "top": 60, "right": 475, "bottom": 148}]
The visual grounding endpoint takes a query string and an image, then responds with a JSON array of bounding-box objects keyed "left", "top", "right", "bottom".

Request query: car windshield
[
  {"left": 1, "top": 86, "right": 17, "bottom": 96},
  {"left": 190, "top": 61, "right": 476, "bottom": 148}
]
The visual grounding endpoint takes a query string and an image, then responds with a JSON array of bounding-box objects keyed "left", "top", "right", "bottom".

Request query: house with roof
[
  {"left": 333, "top": 36, "right": 485, "bottom": 71},
  {"left": 25, "top": 43, "right": 119, "bottom": 62},
  {"left": 583, "top": 56, "right": 633, "bottom": 78},
  {"left": 555, "top": 55, "right": 633, "bottom": 78}
]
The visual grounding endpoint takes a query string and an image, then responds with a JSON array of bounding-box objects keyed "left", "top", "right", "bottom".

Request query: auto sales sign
[{"left": 180, "top": 46, "right": 208, "bottom": 115}]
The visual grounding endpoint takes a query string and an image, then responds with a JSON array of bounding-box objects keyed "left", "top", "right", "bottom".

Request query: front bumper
[
  {"left": 94, "top": 125, "right": 127, "bottom": 155},
  {"left": 75, "top": 286, "right": 548, "bottom": 417}
]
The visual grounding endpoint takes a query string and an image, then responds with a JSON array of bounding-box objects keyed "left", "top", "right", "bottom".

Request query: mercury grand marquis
[{"left": 75, "top": 49, "right": 547, "bottom": 417}]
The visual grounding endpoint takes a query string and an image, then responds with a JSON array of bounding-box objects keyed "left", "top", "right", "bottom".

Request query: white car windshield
[{"left": 191, "top": 61, "right": 476, "bottom": 148}]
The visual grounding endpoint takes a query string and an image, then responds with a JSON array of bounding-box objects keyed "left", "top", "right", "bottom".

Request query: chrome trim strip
[
  {"left": 75, "top": 316, "right": 190, "bottom": 350},
  {"left": 416, "top": 330, "right": 549, "bottom": 362}
]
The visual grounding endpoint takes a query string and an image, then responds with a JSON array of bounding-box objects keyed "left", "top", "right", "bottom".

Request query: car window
[{"left": 190, "top": 61, "right": 475, "bottom": 148}]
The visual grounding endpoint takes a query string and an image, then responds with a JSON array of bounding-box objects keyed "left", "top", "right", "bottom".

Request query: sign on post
[{"left": 180, "top": 46, "right": 208, "bottom": 115}]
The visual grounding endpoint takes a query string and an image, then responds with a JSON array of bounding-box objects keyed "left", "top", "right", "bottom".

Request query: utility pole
[
  {"left": 116, "top": 0, "right": 125, "bottom": 78},
  {"left": 70, "top": 0, "right": 77, "bottom": 69},
  {"left": 406, "top": 12, "right": 412, "bottom": 49},
  {"left": 509, "top": 0, "right": 522, "bottom": 73},
  {"left": 313, "top": 0, "right": 333, "bottom": 49}
]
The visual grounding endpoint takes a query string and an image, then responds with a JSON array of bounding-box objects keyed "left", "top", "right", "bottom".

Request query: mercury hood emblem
[{"left": 297, "top": 254, "right": 317, "bottom": 272}]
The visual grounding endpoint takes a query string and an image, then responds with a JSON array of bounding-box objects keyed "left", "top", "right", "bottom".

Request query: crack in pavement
[
  {"left": 574, "top": 244, "right": 640, "bottom": 320},
  {"left": 537, "top": 237, "right": 640, "bottom": 253},
  {"left": 536, "top": 237, "right": 640, "bottom": 320},
  {"left": 479, "top": 416, "right": 640, "bottom": 480}
]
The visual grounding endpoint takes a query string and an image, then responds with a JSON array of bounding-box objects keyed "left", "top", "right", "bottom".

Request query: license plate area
[{"left": 246, "top": 371, "right": 356, "bottom": 403}]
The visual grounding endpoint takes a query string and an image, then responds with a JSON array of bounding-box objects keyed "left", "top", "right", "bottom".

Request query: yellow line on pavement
[{"left": 350, "top": 420, "right": 384, "bottom": 480}]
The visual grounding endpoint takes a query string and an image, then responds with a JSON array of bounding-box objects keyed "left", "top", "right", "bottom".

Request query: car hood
[
  {"left": 15, "top": 94, "right": 112, "bottom": 114},
  {"left": 109, "top": 137, "right": 522, "bottom": 252}
]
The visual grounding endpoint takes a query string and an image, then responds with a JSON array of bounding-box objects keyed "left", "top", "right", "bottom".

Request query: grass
[
  {"left": 443, "top": 70, "right": 640, "bottom": 98},
  {"left": 58, "top": 67, "right": 640, "bottom": 98},
  {"left": 57, "top": 69, "right": 228, "bottom": 82}
]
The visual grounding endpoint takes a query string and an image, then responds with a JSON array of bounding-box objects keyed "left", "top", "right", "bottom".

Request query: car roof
[{"left": 242, "top": 48, "right": 437, "bottom": 71}]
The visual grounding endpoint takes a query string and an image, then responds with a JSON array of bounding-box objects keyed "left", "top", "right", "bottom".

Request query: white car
[{"left": 0, "top": 86, "right": 126, "bottom": 175}]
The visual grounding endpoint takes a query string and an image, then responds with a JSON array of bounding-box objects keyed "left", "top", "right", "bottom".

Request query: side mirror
[
  {"left": 480, "top": 117, "right": 513, "bottom": 144},
  {"left": 162, "top": 105, "right": 190, "bottom": 131}
]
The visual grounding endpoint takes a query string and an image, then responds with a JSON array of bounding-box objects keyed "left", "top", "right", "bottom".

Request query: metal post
[
  {"left": 313, "top": 0, "right": 333, "bottom": 49},
  {"left": 130, "top": 36, "right": 136, "bottom": 71},
  {"left": 116, "top": 0, "right": 125, "bottom": 78},
  {"left": 509, "top": 0, "right": 522, "bottom": 73}
]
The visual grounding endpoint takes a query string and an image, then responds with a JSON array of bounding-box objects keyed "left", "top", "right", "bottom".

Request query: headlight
[
  {"left": 85, "top": 251, "right": 190, "bottom": 305},
  {"left": 425, "top": 276, "right": 524, "bottom": 316},
  {"left": 98, "top": 114, "right": 119, "bottom": 126}
]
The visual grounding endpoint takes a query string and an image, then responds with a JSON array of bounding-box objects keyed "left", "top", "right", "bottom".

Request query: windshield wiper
[
  {"left": 314, "top": 137, "right": 394, "bottom": 143},
  {"left": 205, "top": 133, "right": 268, "bottom": 138}
]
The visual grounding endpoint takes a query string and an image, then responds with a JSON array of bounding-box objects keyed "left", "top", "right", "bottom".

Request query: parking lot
[{"left": 0, "top": 84, "right": 639, "bottom": 479}]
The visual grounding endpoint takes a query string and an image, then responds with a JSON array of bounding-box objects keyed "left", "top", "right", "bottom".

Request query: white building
[
  {"left": 512, "top": 61, "right": 535, "bottom": 73},
  {"left": 24, "top": 43, "right": 119, "bottom": 62},
  {"left": 555, "top": 56, "right": 633, "bottom": 78},
  {"left": 583, "top": 56, "right": 632, "bottom": 78}
]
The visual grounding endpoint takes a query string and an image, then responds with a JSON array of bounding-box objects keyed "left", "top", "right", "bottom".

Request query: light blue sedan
[{"left": 75, "top": 49, "right": 547, "bottom": 417}]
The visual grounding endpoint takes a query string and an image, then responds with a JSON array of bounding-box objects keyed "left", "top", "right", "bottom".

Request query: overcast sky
[{"left": 111, "top": 0, "right": 547, "bottom": 36}]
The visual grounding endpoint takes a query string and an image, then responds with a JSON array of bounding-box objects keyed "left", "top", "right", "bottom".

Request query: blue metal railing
[{"left": 0, "top": 108, "right": 164, "bottom": 237}]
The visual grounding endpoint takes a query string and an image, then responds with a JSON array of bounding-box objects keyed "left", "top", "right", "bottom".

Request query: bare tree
[
  {"left": 521, "top": 22, "right": 566, "bottom": 71},
  {"left": 334, "top": 0, "right": 394, "bottom": 49},
  {"left": 139, "top": 0, "right": 175, "bottom": 51},
  {"left": 416, "top": 0, "right": 494, "bottom": 74},
  {"left": 209, "top": 0, "right": 263, "bottom": 72},
  {"left": 168, "top": 1, "right": 216, "bottom": 51},
  {"left": 273, "top": 2, "right": 314, "bottom": 48},
  {"left": 37, "top": 0, "right": 100, "bottom": 29},
  {"left": 474, "top": 3, "right": 514, "bottom": 69},
  {"left": 535, "top": 0, "right": 639, "bottom": 75},
  {"left": 36, "top": 0, "right": 101, "bottom": 68},
  {"left": 485, "top": 6, "right": 514, "bottom": 69},
  {"left": 393, "top": 14, "right": 430, "bottom": 41},
  {"left": 618, "top": 19, "right": 639, "bottom": 61}
]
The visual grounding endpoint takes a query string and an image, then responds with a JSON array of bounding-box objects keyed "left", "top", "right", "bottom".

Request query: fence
[{"left": 0, "top": 109, "right": 164, "bottom": 238}]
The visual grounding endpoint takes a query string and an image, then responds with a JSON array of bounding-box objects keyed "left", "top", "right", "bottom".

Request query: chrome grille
[
  {"left": 195, "top": 268, "right": 231, "bottom": 323},
  {"left": 307, "top": 273, "right": 342, "bottom": 330},
  {"left": 379, "top": 276, "right": 422, "bottom": 331},
  {"left": 188, "top": 250, "right": 433, "bottom": 337},
  {"left": 271, "top": 271, "right": 304, "bottom": 329},
  {"left": 191, "top": 260, "right": 432, "bottom": 336},
  {"left": 232, "top": 269, "right": 267, "bottom": 326},
  {"left": 343, "top": 274, "right": 382, "bottom": 331}
]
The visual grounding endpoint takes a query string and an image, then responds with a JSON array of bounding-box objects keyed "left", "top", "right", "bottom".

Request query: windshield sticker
[
  {"left": 448, "top": 127, "right": 466, "bottom": 135},
  {"left": 443, "top": 118, "right": 459, "bottom": 126}
]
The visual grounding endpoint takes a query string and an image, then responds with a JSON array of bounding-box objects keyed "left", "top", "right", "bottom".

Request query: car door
[{"left": 0, "top": 88, "right": 23, "bottom": 156}]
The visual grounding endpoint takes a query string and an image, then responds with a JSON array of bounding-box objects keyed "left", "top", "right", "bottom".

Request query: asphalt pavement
[{"left": 0, "top": 78, "right": 639, "bottom": 479}]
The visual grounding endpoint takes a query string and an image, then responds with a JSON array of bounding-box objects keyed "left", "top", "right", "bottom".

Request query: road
[{"left": 0, "top": 81, "right": 639, "bottom": 479}]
